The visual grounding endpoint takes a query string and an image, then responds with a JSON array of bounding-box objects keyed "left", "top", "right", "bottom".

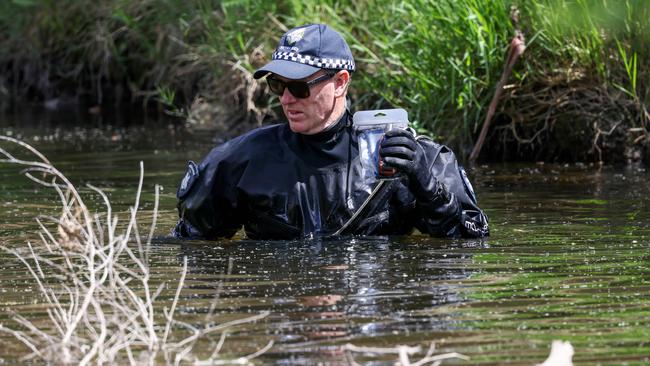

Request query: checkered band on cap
[{"left": 272, "top": 51, "right": 355, "bottom": 71}]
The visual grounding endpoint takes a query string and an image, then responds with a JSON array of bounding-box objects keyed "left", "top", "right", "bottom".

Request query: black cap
[{"left": 253, "top": 24, "right": 355, "bottom": 80}]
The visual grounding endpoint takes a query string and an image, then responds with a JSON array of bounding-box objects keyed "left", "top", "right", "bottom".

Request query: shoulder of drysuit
[
  {"left": 201, "top": 123, "right": 290, "bottom": 165},
  {"left": 416, "top": 135, "right": 480, "bottom": 207},
  {"left": 415, "top": 135, "right": 467, "bottom": 190},
  {"left": 416, "top": 135, "right": 459, "bottom": 167}
]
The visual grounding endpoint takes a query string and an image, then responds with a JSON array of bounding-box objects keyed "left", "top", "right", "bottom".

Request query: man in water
[{"left": 174, "top": 23, "right": 488, "bottom": 240}]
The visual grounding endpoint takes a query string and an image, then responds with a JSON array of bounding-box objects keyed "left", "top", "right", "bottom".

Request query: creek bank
[
  {"left": 2, "top": 91, "right": 648, "bottom": 165},
  {"left": 482, "top": 78, "right": 649, "bottom": 164},
  {"left": 1, "top": 1, "right": 647, "bottom": 164}
]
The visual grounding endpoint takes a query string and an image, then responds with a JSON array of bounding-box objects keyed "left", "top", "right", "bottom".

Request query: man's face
[{"left": 274, "top": 70, "right": 340, "bottom": 135}]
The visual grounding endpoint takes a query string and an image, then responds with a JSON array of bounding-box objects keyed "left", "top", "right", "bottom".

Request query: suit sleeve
[
  {"left": 413, "top": 140, "right": 489, "bottom": 238},
  {"left": 173, "top": 144, "right": 245, "bottom": 240}
]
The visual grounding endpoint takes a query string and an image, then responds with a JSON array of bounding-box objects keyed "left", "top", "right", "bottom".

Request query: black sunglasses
[{"left": 266, "top": 72, "right": 337, "bottom": 99}]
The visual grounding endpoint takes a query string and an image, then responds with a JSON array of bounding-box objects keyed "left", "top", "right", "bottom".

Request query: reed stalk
[{"left": 0, "top": 135, "right": 271, "bottom": 365}]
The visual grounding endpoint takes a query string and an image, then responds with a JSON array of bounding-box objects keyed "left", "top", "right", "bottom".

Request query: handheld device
[{"left": 353, "top": 108, "right": 409, "bottom": 177}]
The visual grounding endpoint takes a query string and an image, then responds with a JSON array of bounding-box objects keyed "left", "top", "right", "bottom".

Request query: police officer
[{"left": 174, "top": 23, "right": 489, "bottom": 240}]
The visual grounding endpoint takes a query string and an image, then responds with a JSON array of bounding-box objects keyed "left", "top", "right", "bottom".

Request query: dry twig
[
  {"left": 0, "top": 135, "right": 271, "bottom": 365},
  {"left": 344, "top": 342, "right": 469, "bottom": 366}
]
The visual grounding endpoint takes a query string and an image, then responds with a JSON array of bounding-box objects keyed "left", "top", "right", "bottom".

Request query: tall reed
[
  {"left": 285, "top": 0, "right": 513, "bottom": 144},
  {"left": 1, "top": 0, "right": 647, "bottom": 158}
]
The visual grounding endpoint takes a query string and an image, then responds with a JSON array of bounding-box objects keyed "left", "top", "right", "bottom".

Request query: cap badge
[{"left": 286, "top": 28, "right": 306, "bottom": 45}]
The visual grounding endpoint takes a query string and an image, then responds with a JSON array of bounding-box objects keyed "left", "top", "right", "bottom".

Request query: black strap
[{"left": 332, "top": 178, "right": 398, "bottom": 236}]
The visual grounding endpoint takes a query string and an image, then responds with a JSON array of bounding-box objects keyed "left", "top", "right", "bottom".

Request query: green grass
[{"left": 0, "top": 0, "right": 647, "bottom": 157}]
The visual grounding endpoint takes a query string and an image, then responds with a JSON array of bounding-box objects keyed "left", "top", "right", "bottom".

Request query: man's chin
[{"left": 288, "top": 120, "right": 311, "bottom": 134}]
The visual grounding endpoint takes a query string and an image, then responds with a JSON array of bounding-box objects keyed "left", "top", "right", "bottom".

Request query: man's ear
[{"left": 333, "top": 71, "right": 350, "bottom": 97}]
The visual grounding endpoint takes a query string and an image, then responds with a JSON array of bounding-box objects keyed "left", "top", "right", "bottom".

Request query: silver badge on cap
[{"left": 287, "top": 28, "right": 306, "bottom": 45}]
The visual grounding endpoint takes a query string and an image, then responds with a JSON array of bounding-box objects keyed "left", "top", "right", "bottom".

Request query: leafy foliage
[{"left": 0, "top": 0, "right": 647, "bottom": 154}]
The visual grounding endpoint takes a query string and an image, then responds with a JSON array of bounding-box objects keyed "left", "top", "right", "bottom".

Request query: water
[{"left": 1, "top": 111, "right": 650, "bottom": 365}]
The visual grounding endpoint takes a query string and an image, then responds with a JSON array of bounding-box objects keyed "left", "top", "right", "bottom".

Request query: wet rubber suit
[{"left": 174, "top": 111, "right": 489, "bottom": 240}]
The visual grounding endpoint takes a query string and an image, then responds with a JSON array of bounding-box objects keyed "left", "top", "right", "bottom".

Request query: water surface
[{"left": 1, "top": 112, "right": 650, "bottom": 365}]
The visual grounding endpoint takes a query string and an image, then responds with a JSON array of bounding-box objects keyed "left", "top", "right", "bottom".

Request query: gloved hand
[{"left": 379, "top": 128, "right": 438, "bottom": 201}]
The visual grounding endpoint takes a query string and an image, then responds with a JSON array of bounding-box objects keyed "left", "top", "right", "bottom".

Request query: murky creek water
[{"left": 1, "top": 112, "right": 650, "bottom": 365}]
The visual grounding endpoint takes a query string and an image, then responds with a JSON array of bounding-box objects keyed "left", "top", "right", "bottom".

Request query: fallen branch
[{"left": 469, "top": 26, "right": 526, "bottom": 162}]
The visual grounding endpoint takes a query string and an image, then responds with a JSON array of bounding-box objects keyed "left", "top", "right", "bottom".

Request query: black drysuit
[{"left": 174, "top": 111, "right": 489, "bottom": 240}]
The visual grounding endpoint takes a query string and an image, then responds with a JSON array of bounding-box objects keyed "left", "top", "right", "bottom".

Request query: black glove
[{"left": 379, "top": 129, "right": 439, "bottom": 201}]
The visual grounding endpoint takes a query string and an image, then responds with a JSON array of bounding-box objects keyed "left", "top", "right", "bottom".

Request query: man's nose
[{"left": 280, "top": 87, "right": 296, "bottom": 104}]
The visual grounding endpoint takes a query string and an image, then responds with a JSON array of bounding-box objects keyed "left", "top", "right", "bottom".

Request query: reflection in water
[{"left": 176, "top": 237, "right": 485, "bottom": 362}]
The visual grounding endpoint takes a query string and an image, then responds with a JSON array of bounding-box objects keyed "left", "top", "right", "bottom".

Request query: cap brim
[{"left": 253, "top": 59, "right": 321, "bottom": 80}]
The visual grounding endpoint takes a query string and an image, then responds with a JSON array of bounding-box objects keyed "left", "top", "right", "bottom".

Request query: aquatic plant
[{"left": 0, "top": 135, "right": 271, "bottom": 365}]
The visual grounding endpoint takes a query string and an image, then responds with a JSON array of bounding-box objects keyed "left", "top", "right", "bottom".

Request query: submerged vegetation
[{"left": 0, "top": 0, "right": 648, "bottom": 162}]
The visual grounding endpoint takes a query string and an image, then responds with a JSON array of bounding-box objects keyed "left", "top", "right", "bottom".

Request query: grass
[{"left": 0, "top": 0, "right": 648, "bottom": 160}]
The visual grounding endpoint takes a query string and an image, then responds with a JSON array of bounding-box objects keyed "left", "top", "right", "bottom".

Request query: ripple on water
[{"left": 2, "top": 128, "right": 650, "bottom": 364}]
